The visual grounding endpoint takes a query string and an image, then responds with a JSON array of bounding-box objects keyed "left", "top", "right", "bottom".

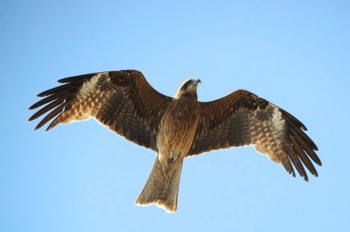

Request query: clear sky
[{"left": 1, "top": 1, "right": 350, "bottom": 231}]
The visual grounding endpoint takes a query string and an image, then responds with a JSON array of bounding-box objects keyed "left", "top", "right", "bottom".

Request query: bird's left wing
[
  {"left": 28, "top": 70, "right": 172, "bottom": 151},
  {"left": 188, "top": 89, "right": 321, "bottom": 181}
]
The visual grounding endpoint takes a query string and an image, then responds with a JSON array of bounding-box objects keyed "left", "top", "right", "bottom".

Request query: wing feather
[
  {"left": 189, "top": 89, "right": 321, "bottom": 181},
  {"left": 290, "top": 135, "right": 318, "bottom": 177},
  {"left": 279, "top": 150, "right": 295, "bottom": 177},
  {"left": 284, "top": 143, "right": 308, "bottom": 181},
  {"left": 36, "top": 105, "right": 65, "bottom": 131},
  {"left": 29, "top": 98, "right": 65, "bottom": 122},
  {"left": 28, "top": 70, "right": 172, "bottom": 151},
  {"left": 291, "top": 127, "right": 321, "bottom": 165}
]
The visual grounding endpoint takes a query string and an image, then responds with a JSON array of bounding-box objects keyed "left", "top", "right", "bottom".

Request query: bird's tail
[{"left": 136, "top": 157, "right": 183, "bottom": 213}]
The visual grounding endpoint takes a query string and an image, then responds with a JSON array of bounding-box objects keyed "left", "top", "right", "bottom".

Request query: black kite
[{"left": 28, "top": 70, "right": 321, "bottom": 213}]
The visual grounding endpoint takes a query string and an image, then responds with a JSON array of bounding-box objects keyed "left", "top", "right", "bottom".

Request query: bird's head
[{"left": 175, "top": 79, "right": 201, "bottom": 99}]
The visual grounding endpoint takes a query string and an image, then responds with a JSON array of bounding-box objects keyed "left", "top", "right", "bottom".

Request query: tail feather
[{"left": 136, "top": 157, "right": 183, "bottom": 213}]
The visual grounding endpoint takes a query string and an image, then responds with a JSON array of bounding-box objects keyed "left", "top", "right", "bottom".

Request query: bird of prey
[{"left": 28, "top": 70, "right": 321, "bottom": 213}]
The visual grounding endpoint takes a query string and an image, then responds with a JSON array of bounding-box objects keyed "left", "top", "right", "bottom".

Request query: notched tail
[{"left": 136, "top": 158, "right": 183, "bottom": 213}]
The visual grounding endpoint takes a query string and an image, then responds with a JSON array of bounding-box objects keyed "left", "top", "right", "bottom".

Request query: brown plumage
[{"left": 28, "top": 70, "right": 321, "bottom": 213}]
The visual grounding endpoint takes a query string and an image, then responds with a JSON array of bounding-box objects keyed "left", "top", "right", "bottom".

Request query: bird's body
[
  {"left": 29, "top": 70, "right": 321, "bottom": 213},
  {"left": 137, "top": 85, "right": 201, "bottom": 212},
  {"left": 157, "top": 86, "right": 200, "bottom": 167}
]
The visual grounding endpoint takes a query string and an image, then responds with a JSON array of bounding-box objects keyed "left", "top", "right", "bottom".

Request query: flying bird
[{"left": 28, "top": 70, "right": 321, "bottom": 213}]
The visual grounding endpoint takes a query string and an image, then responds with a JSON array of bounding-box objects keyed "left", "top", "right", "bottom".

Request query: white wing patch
[
  {"left": 78, "top": 73, "right": 104, "bottom": 98},
  {"left": 251, "top": 103, "right": 286, "bottom": 163},
  {"left": 58, "top": 73, "right": 110, "bottom": 125},
  {"left": 271, "top": 104, "right": 285, "bottom": 132}
]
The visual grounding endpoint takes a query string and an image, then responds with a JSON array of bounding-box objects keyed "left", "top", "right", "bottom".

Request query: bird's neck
[{"left": 176, "top": 92, "right": 198, "bottom": 101}]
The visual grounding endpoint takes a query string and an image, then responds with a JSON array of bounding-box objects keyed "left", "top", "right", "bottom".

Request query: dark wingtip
[
  {"left": 57, "top": 72, "right": 102, "bottom": 83},
  {"left": 28, "top": 101, "right": 41, "bottom": 110},
  {"left": 28, "top": 115, "right": 35, "bottom": 122},
  {"left": 57, "top": 78, "right": 71, "bottom": 83},
  {"left": 37, "top": 90, "right": 50, "bottom": 97},
  {"left": 311, "top": 153, "right": 322, "bottom": 166},
  {"left": 28, "top": 103, "right": 40, "bottom": 110},
  {"left": 33, "top": 123, "right": 52, "bottom": 132},
  {"left": 34, "top": 125, "right": 41, "bottom": 131}
]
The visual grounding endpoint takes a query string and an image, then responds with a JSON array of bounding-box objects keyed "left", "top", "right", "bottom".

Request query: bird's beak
[{"left": 196, "top": 79, "right": 201, "bottom": 84}]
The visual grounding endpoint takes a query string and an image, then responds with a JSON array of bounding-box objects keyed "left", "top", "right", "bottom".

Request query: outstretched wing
[
  {"left": 188, "top": 89, "right": 321, "bottom": 181},
  {"left": 28, "top": 70, "right": 172, "bottom": 151}
]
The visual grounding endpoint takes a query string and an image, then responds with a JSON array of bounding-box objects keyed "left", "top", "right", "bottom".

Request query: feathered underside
[
  {"left": 28, "top": 70, "right": 172, "bottom": 151},
  {"left": 29, "top": 70, "right": 321, "bottom": 182},
  {"left": 189, "top": 90, "right": 321, "bottom": 181}
]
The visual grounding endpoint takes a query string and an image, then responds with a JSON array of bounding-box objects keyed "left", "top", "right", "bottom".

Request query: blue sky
[{"left": 1, "top": 0, "right": 350, "bottom": 231}]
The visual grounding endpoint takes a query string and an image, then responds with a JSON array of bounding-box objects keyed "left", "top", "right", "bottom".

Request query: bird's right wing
[{"left": 28, "top": 70, "right": 173, "bottom": 151}]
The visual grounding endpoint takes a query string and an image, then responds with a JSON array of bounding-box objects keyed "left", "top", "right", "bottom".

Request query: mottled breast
[{"left": 157, "top": 98, "right": 200, "bottom": 163}]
